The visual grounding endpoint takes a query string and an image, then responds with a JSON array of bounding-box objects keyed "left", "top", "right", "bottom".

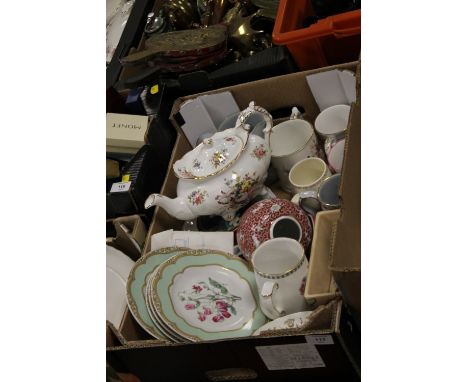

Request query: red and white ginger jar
[{"left": 236, "top": 198, "right": 312, "bottom": 261}]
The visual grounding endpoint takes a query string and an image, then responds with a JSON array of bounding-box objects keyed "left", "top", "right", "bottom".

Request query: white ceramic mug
[
  {"left": 251, "top": 238, "right": 309, "bottom": 319},
  {"left": 288, "top": 157, "right": 331, "bottom": 196},
  {"left": 325, "top": 138, "right": 345, "bottom": 173},
  {"left": 269, "top": 108, "right": 320, "bottom": 193},
  {"left": 314, "top": 104, "right": 350, "bottom": 141}
]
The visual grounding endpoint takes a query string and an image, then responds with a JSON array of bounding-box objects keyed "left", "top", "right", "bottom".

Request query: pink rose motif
[
  {"left": 192, "top": 285, "right": 202, "bottom": 293},
  {"left": 212, "top": 314, "right": 224, "bottom": 323},
  {"left": 203, "top": 307, "right": 212, "bottom": 316},
  {"left": 198, "top": 312, "right": 206, "bottom": 322},
  {"left": 184, "top": 303, "right": 196, "bottom": 310},
  {"left": 215, "top": 300, "right": 228, "bottom": 310}
]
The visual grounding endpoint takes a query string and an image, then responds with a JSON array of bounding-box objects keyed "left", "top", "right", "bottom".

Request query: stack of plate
[
  {"left": 107, "top": 245, "right": 135, "bottom": 328},
  {"left": 126, "top": 247, "right": 267, "bottom": 342}
]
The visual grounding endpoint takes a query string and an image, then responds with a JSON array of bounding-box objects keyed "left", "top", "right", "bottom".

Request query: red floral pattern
[
  {"left": 178, "top": 278, "right": 241, "bottom": 323},
  {"left": 236, "top": 199, "right": 312, "bottom": 261}
]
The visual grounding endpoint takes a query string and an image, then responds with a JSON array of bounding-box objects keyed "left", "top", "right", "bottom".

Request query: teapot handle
[{"left": 235, "top": 101, "right": 273, "bottom": 145}]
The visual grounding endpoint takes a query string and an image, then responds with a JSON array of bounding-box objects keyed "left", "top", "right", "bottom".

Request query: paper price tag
[
  {"left": 256, "top": 343, "right": 325, "bottom": 370},
  {"left": 110, "top": 181, "right": 131, "bottom": 193},
  {"left": 306, "top": 335, "right": 334, "bottom": 345}
]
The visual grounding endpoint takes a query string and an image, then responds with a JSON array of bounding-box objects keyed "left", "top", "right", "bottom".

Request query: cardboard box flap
[
  {"left": 170, "top": 62, "right": 359, "bottom": 139},
  {"left": 330, "top": 63, "right": 361, "bottom": 272},
  {"left": 106, "top": 321, "right": 127, "bottom": 347}
]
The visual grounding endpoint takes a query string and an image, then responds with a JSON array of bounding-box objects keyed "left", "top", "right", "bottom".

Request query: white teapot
[{"left": 145, "top": 102, "right": 273, "bottom": 221}]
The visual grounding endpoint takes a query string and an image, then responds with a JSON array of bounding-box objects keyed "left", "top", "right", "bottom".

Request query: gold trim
[
  {"left": 125, "top": 247, "right": 189, "bottom": 342},
  {"left": 167, "top": 264, "right": 256, "bottom": 334},
  {"left": 270, "top": 120, "right": 317, "bottom": 159},
  {"left": 252, "top": 245, "right": 306, "bottom": 279},
  {"left": 173, "top": 135, "right": 248, "bottom": 181},
  {"left": 150, "top": 249, "right": 258, "bottom": 342},
  {"left": 141, "top": 268, "right": 185, "bottom": 343}
]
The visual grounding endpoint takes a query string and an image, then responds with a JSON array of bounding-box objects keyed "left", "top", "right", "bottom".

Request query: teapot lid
[{"left": 174, "top": 134, "right": 246, "bottom": 180}]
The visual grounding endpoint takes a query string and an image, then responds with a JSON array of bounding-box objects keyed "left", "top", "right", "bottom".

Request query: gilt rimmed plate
[
  {"left": 144, "top": 270, "right": 187, "bottom": 343},
  {"left": 150, "top": 249, "right": 267, "bottom": 342},
  {"left": 252, "top": 311, "right": 314, "bottom": 336},
  {"left": 126, "top": 247, "right": 188, "bottom": 341}
]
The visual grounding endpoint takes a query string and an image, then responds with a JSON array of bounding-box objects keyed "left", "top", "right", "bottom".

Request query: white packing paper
[
  {"left": 306, "top": 69, "right": 356, "bottom": 111},
  {"left": 151, "top": 229, "right": 234, "bottom": 255}
]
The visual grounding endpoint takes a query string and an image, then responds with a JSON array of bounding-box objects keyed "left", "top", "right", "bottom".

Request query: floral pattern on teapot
[
  {"left": 251, "top": 144, "right": 267, "bottom": 160},
  {"left": 210, "top": 149, "right": 229, "bottom": 168},
  {"left": 187, "top": 190, "right": 208, "bottom": 206},
  {"left": 215, "top": 172, "right": 261, "bottom": 209}
]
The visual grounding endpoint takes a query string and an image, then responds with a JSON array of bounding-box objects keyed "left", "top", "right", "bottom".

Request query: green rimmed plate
[
  {"left": 126, "top": 247, "right": 188, "bottom": 341},
  {"left": 144, "top": 270, "right": 187, "bottom": 343},
  {"left": 150, "top": 249, "right": 267, "bottom": 342}
]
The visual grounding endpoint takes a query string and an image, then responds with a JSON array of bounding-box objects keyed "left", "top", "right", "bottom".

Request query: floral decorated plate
[
  {"left": 252, "top": 311, "right": 314, "bottom": 336},
  {"left": 126, "top": 247, "right": 188, "bottom": 341},
  {"left": 173, "top": 133, "right": 247, "bottom": 180},
  {"left": 150, "top": 249, "right": 267, "bottom": 342}
]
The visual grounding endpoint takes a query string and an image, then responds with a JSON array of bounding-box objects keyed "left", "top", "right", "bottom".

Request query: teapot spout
[{"left": 144, "top": 194, "right": 197, "bottom": 221}]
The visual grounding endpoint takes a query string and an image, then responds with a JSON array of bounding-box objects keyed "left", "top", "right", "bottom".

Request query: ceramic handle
[
  {"left": 298, "top": 190, "right": 321, "bottom": 216},
  {"left": 235, "top": 101, "right": 273, "bottom": 136},
  {"left": 324, "top": 136, "right": 337, "bottom": 155},
  {"left": 289, "top": 106, "right": 302, "bottom": 120},
  {"left": 260, "top": 281, "right": 284, "bottom": 319}
]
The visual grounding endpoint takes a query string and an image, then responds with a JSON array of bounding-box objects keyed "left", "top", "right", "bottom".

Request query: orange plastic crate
[{"left": 273, "top": 0, "right": 361, "bottom": 70}]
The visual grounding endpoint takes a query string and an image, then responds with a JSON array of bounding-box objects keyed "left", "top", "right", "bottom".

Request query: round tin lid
[{"left": 174, "top": 134, "right": 245, "bottom": 180}]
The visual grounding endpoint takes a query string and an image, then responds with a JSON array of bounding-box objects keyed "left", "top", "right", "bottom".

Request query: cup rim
[
  {"left": 251, "top": 238, "right": 305, "bottom": 278},
  {"left": 288, "top": 157, "right": 328, "bottom": 188},
  {"left": 270, "top": 119, "right": 315, "bottom": 158},
  {"left": 318, "top": 174, "right": 342, "bottom": 208},
  {"left": 314, "top": 104, "right": 350, "bottom": 137}
]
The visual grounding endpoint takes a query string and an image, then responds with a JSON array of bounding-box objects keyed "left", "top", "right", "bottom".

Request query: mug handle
[
  {"left": 260, "top": 281, "right": 284, "bottom": 319},
  {"left": 293, "top": 191, "right": 322, "bottom": 221},
  {"left": 324, "top": 136, "right": 337, "bottom": 156}
]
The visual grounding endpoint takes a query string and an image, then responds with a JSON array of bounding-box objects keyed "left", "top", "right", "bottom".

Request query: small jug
[{"left": 251, "top": 238, "right": 310, "bottom": 319}]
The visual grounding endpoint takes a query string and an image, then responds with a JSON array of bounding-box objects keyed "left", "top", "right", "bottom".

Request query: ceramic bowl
[{"left": 236, "top": 198, "right": 312, "bottom": 261}]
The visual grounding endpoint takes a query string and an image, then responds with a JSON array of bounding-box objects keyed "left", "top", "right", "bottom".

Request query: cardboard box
[
  {"left": 304, "top": 210, "right": 340, "bottom": 307},
  {"left": 330, "top": 64, "right": 361, "bottom": 327},
  {"left": 107, "top": 61, "right": 361, "bottom": 380}
]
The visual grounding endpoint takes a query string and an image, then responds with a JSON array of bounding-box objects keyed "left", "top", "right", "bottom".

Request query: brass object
[
  {"left": 120, "top": 26, "right": 227, "bottom": 69},
  {"left": 197, "top": 0, "right": 229, "bottom": 26},
  {"left": 227, "top": 10, "right": 267, "bottom": 55},
  {"left": 222, "top": 1, "right": 242, "bottom": 25},
  {"left": 162, "top": 0, "right": 199, "bottom": 30}
]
